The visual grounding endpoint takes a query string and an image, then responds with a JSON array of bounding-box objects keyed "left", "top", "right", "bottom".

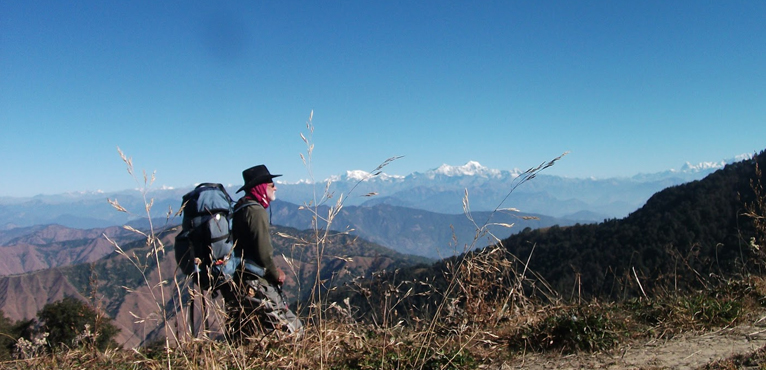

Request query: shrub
[
  {"left": 37, "top": 297, "right": 120, "bottom": 352},
  {"left": 0, "top": 311, "right": 34, "bottom": 360}
]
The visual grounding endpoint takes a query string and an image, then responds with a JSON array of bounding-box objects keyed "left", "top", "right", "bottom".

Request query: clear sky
[{"left": 2, "top": 1, "right": 765, "bottom": 197}]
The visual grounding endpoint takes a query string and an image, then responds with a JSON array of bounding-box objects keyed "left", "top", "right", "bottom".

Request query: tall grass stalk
[
  {"left": 105, "top": 147, "right": 225, "bottom": 368},
  {"left": 744, "top": 154, "right": 765, "bottom": 255},
  {"left": 297, "top": 111, "right": 402, "bottom": 367},
  {"left": 108, "top": 148, "right": 190, "bottom": 351}
]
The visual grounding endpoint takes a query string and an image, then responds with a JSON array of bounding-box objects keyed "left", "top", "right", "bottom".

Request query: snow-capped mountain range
[
  {"left": 314, "top": 155, "right": 743, "bottom": 185},
  {"left": 0, "top": 154, "right": 751, "bottom": 230},
  {"left": 273, "top": 156, "right": 741, "bottom": 218},
  {"left": 427, "top": 161, "right": 506, "bottom": 178}
]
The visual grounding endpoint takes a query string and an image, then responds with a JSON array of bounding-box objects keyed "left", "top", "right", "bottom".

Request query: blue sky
[{"left": 2, "top": 1, "right": 765, "bottom": 197}]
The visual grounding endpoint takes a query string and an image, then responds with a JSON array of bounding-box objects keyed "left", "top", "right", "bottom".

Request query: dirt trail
[{"left": 491, "top": 321, "right": 766, "bottom": 369}]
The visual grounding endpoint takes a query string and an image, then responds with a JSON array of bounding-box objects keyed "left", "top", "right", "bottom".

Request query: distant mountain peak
[
  {"left": 326, "top": 170, "right": 405, "bottom": 183},
  {"left": 428, "top": 161, "right": 504, "bottom": 178},
  {"left": 346, "top": 170, "right": 373, "bottom": 181},
  {"left": 677, "top": 153, "right": 752, "bottom": 173},
  {"left": 678, "top": 161, "right": 726, "bottom": 173}
]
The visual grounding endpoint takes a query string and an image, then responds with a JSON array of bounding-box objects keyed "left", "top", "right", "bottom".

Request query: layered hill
[
  {"left": 0, "top": 223, "right": 429, "bottom": 348},
  {"left": 0, "top": 158, "right": 736, "bottom": 230},
  {"left": 1, "top": 202, "right": 579, "bottom": 276},
  {"left": 269, "top": 202, "right": 581, "bottom": 259},
  {"left": 0, "top": 224, "right": 139, "bottom": 275}
]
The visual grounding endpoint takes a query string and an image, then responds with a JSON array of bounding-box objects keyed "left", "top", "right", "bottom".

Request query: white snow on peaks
[
  {"left": 430, "top": 161, "right": 502, "bottom": 178},
  {"left": 378, "top": 173, "right": 405, "bottom": 181},
  {"left": 735, "top": 153, "right": 754, "bottom": 162},
  {"left": 324, "top": 170, "right": 371, "bottom": 182},
  {"left": 679, "top": 161, "right": 725, "bottom": 172},
  {"left": 670, "top": 154, "right": 753, "bottom": 172},
  {"left": 346, "top": 170, "right": 372, "bottom": 181},
  {"left": 326, "top": 170, "right": 405, "bottom": 182},
  {"left": 676, "top": 154, "right": 752, "bottom": 173}
]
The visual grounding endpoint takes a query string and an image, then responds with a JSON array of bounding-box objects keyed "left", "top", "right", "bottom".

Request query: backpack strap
[
  {"left": 233, "top": 198, "right": 259, "bottom": 214},
  {"left": 234, "top": 198, "right": 275, "bottom": 225}
]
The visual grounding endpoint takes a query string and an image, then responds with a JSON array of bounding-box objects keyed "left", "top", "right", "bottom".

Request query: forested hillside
[
  {"left": 326, "top": 151, "right": 766, "bottom": 322},
  {"left": 502, "top": 150, "right": 765, "bottom": 298}
]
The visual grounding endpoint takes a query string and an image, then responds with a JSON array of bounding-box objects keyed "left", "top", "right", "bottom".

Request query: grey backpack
[{"left": 174, "top": 183, "right": 235, "bottom": 290}]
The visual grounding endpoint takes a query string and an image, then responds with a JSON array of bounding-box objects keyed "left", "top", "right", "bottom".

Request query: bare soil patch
[{"left": 489, "top": 320, "right": 766, "bottom": 370}]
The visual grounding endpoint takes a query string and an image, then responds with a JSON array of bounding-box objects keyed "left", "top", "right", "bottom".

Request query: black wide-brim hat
[{"left": 237, "top": 164, "right": 282, "bottom": 193}]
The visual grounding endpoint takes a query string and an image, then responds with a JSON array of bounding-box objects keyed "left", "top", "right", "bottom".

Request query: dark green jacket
[{"left": 232, "top": 198, "right": 280, "bottom": 284}]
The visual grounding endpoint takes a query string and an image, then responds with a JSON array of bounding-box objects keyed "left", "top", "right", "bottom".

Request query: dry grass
[
  {"left": 9, "top": 275, "right": 766, "bottom": 369},
  {"left": 7, "top": 122, "right": 766, "bottom": 370}
]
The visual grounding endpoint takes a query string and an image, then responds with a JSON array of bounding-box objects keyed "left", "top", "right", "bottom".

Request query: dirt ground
[{"left": 487, "top": 319, "right": 766, "bottom": 370}]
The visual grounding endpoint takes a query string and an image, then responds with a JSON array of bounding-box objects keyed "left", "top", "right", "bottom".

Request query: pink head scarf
[{"left": 247, "top": 182, "right": 272, "bottom": 208}]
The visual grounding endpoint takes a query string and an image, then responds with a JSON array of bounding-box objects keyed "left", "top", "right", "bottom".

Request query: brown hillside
[
  {"left": 0, "top": 224, "right": 425, "bottom": 348},
  {"left": 0, "top": 225, "right": 136, "bottom": 276},
  {"left": 0, "top": 268, "right": 87, "bottom": 322}
]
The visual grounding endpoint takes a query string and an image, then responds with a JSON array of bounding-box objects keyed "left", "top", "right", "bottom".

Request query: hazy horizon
[{"left": 3, "top": 2, "right": 765, "bottom": 197}]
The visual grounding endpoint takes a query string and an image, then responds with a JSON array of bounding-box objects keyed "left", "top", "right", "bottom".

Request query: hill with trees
[
  {"left": 325, "top": 150, "right": 766, "bottom": 323},
  {"left": 500, "top": 150, "right": 765, "bottom": 299}
]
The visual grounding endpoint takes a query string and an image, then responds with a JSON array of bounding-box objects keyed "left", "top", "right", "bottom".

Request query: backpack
[{"left": 174, "top": 183, "right": 236, "bottom": 290}]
